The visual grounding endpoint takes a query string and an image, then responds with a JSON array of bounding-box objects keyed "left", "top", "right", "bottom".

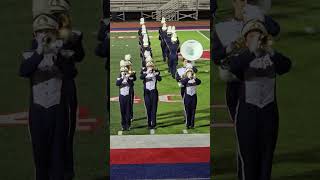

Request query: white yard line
[
  {"left": 111, "top": 134, "right": 210, "bottom": 149},
  {"left": 196, "top": 30, "right": 210, "bottom": 41}
]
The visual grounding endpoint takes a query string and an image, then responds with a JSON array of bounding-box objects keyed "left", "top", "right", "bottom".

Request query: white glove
[
  {"left": 248, "top": 34, "right": 260, "bottom": 53},
  {"left": 35, "top": 33, "right": 46, "bottom": 54}
]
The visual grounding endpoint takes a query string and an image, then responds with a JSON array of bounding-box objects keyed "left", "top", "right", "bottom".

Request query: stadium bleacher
[{"left": 110, "top": 0, "right": 210, "bottom": 21}]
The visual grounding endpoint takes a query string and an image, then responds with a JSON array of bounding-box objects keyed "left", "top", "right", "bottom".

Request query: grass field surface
[{"left": 110, "top": 30, "right": 210, "bottom": 135}]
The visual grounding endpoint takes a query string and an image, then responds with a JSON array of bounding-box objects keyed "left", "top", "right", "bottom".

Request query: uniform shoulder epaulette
[{"left": 22, "top": 50, "right": 35, "bottom": 59}]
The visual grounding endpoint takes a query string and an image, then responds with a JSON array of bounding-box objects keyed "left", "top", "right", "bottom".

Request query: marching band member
[
  {"left": 124, "top": 54, "right": 137, "bottom": 121},
  {"left": 116, "top": 66, "right": 134, "bottom": 131},
  {"left": 140, "top": 37, "right": 152, "bottom": 67},
  {"left": 48, "top": 1, "right": 85, "bottom": 179},
  {"left": 20, "top": 14, "right": 68, "bottom": 180},
  {"left": 180, "top": 68, "right": 201, "bottom": 129},
  {"left": 139, "top": 25, "right": 148, "bottom": 45},
  {"left": 159, "top": 23, "right": 168, "bottom": 62},
  {"left": 138, "top": 18, "right": 145, "bottom": 36},
  {"left": 213, "top": 1, "right": 281, "bottom": 178},
  {"left": 228, "top": 20, "right": 291, "bottom": 180},
  {"left": 140, "top": 62, "right": 162, "bottom": 130},
  {"left": 168, "top": 33, "right": 179, "bottom": 78},
  {"left": 164, "top": 26, "right": 173, "bottom": 68},
  {"left": 176, "top": 59, "right": 198, "bottom": 98}
]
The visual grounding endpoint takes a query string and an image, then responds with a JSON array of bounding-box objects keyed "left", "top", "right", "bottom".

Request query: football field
[{"left": 110, "top": 29, "right": 211, "bottom": 135}]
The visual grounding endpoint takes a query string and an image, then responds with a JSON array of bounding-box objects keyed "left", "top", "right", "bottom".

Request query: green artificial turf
[{"left": 110, "top": 30, "right": 210, "bottom": 135}]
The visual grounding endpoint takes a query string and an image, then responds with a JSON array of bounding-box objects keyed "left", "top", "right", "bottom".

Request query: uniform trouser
[
  {"left": 129, "top": 87, "right": 134, "bottom": 120},
  {"left": 235, "top": 102, "right": 279, "bottom": 180},
  {"left": 161, "top": 42, "right": 167, "bottom": 61},
  {"left": 226, "top": 81, "right": 241, "bottom": 120},
  {"left": 144, "top": 90, "right": 158, "bottom": 128},
  {"left": 169, "top": 57, "right": 177, "bottom": 77},
  {"left": 64, "top": 79, "right": 78, "bottom": 180},
  {"left": 119, "top": 95, "right": 131, "bottom": 129},
  {"left": 29, "top": 103, "right": 68, "bottom": 180},
  {"left": 184, "top": 94, "right": 197, "bottom": 127},
  {"left": 225, "top": 81, "right": 242, "bottom": 179},
  {"left": 180, "top": 87, "right": 185, "bottom": 98}
]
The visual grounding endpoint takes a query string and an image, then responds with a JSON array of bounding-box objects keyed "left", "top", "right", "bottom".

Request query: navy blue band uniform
[
  {"left": 213, "top": 4, "right": 283, "bottom": 180},
  {"left": 116, "top": 69, "right": 134, "bottom": 131},
  {"left": 140, "top": 66, "right": 162, "bottom": 129},
  {"left": 180, "top": 71, "right": 201, "bottom": 129},
  {"left": 20, "top": 13, "right": 68, "bottom": 180}
]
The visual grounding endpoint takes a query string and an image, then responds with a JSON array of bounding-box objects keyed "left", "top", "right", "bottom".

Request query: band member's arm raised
[
  {"left": 116, "top": 76, "right": 124, "bottom": 86},
  {"left": 70, "top": 32, "right": 85, "bottom": 62},
  {"left": 19, "top": 51, "right": 43, "bottom": 78},
  {"left": 270, "top": 51, "right": 292, "bottom": 75},
  {"left": 264, "top": 15, "right": 280, "bottom": 37},
  {"left": 156, "top": 72, "right": 162, "bottom": 81},
  {"left": 195, "top": 78, "right": 201, "bottom": 85},
  {"left": 192, "top": 67, "right": 198, "bottom": 73},
  {"left": 180, "top": 77, "right": 189, "bottom": 86},
  {"left": 130, "top": 73, "right": 137, "bottom": 81},
  {"left": 175, "top": 72, "right": 181, "bottom": 82},
  {"left": 229, "top": 50, "right": 256, "bottom": 79},
  {"left": 140, "top": 72, "right": 147, "bottom": 80}
]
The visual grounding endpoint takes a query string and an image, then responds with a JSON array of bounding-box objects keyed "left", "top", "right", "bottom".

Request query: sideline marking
[{"left": 196, "top": 30, "right": 210, "bottom": 41}]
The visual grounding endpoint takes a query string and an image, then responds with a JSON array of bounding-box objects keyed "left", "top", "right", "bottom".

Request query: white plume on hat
[
  {"left": 167, "top": 26, "right": 172, "bottom": 34},
  {"left": 124, "top": 54, "right": 131, "bottom": 61},
  {"left": 171, "top": 33, "right": 178, "bottom": 42},
  {"left": 141, "top": 25, "right": 147, "bottom": 34},
  {"left": 140, "top": 17, "right": 145, "bottom": 25},
  {"left": 185, "top": 63, "right": 193, "bottom": 69},
  {"left": 146, "top": 61, "right": 154, "bottom": 67},
  {"left": 120, "top": 66, "right": 128, "bottom": 72},
  {"left": 33, "top": 14, "right": 59, "bottom": 32},
  {"left": 171, "top": 26, "right": 176, "bottom": 33},
  {"left": 162, "top": 23, "right": 167, "bottom": 31},
  {"left": 143, "top": 40, "right": 149, "bottom": 47},
  {"left": 161, "top": 17, "right": 166, "bottom": 24},
  {"left": 124, "top": 60, "right": 132, "bottom": 66},
  {"left": 144, "top": 50, "right": 151, "bottom": 58},
  {"left": 49, "top": 0, "right": 71, "bottom": 13},
  {"left": 120, "top": 60, "right": 126, "bottom": 67},
  {"left": 145, "top": 56, "right": 153, "bottom": 63}
]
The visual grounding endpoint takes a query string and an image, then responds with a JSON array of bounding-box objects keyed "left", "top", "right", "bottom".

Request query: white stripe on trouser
[
  {"left": 144, "top": 93, "right": 150, "bottom": 127},
  {"left": 234, "top": 101, "right": 246, "bottom": 180},
  {"left": 183, "top": 95, "right": 187, "bottom": 126}
]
